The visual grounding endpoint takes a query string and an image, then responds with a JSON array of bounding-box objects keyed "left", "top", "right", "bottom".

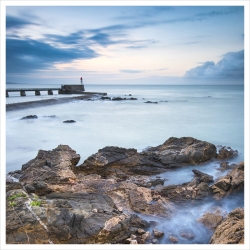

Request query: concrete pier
[{"left": 6, "top": 85, "right": 107, "bottom": 97}]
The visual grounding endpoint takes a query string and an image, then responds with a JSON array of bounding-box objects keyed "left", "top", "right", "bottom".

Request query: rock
[
  {"left": 218, "top": 162, "right": 237, "bottom": 171},
  {"left": 211, "top": 162, "right": 244, "bottom": 200},
  {"left": 141, "top": 231, "right": 151, "bottom": 243},
  {"left": 130, "top": 240, "right": 138, "bottom": 244},
  {"left": 112, "top": 97, "right": 126, "bottom": 101},
  {"left": 43, "top": 115, "right": 56, "bottom": 118},
  {"left": 169, "top": 235, "right": 179, "bottom": 243},
  {"left": 144, "top": 101, "right": 158, "bottom": 104},
  {"left": 148, "top": 178, "right": 165, "bottom": 186},
  {"left": 160, "top": 173, "right": 212, "bottom": 205},
  {"left": 192, "top": 169, "right": 213, "bottom": 182},
  {"left": 77, "top": 137, "right": 218, "bottom": 178},
  {"left": 179, "top": 230, "right": 195, "bottom": 240},
  {"left": 209, "top": 208, "right": 244, "bottom": 244},
  {"left": 19, "top": 145, "right": 80, "bottom": 193},
  {"left": 63, "top": 120, "right": 76, "bottom": 123},
  {"left": 153, "top": 229, "right": 164, "bottom": 238},
  {"left": 21, "top": 115, "right": 38, "bottom": 119},
  {"left": 197, "top": 207, "right": 225, "bottom": 230},
  {"left": 152, "top": 239, "right": 159, "bottom": 244},
  {"left": 101, "top": 96, "right": 111, "bottom": 100},
  {"left": 6, "top": 187, "right": 150, "bottom": 244},
  {"left": 137, "top": 228, "right": 145, "bottom": 235},
  {"left": 217, "top": 146, "right": 238, "bottom": 160},
  {"left": 130, "top": 97, "right": 137, "bottom": 100},
  {"left": 24, "top": 181, "right": 52, "bottom": 195}
]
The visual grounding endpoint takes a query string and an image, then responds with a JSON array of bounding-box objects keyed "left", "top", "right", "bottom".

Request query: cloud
[
  {"left": 120, "top": 69, "right": 145, "bottom": 74},
  {"left": 118, "top": 6, "right": 174, "bottom": 20},
  {"left": 184, "top": 50, "right": 244, "bottom": 79},
  {"left": 6, "top": 38, "right": 98, "bottom": 74},
  {"left": 182, "top": 41, "right": 202, "bottom": 45},
  {"left": 45, "top": 31, "right": 85, "bottom": 45},
  {"left": 6, "top": 16, "right": 37, "bottom": 29}
]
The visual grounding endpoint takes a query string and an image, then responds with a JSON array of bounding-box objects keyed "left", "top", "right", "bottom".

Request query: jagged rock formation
[
  {"left": 6, "top": 137, "right": 244, "bottom": 244},
  {"left": 77, "top": 137, "right": 218, "bottom": 178},
  {"left": 211, "top": 162, "right": 244, "bottom": 200},
  {"left": 209, "top": 208, "right": 244, "bottom": 244}
]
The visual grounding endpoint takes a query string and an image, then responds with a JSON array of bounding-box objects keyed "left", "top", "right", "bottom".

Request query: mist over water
[
  {"left": 6, "top": 84, "right": 244, "bottom": 172},
  {"left": 6, "top": 84, "right": 244, "bottom": 244}
]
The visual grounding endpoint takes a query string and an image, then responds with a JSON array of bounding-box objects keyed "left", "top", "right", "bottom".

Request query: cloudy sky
[{"left": 5, "top": 4, "right": 244, "bottom": 85}]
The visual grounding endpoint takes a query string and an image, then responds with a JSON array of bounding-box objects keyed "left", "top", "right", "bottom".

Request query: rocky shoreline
[{"left": 6, "top": 137, "right": 244, "bottom": 244}]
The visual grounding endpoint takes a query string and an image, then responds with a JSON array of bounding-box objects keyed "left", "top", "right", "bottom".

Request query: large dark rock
[
  {"left": 209, "top": 208, "right": 244, "bottom": 244},
  {"left": 19, "top": 145, "right": 80, "bottom": 190},
  {"left": 77, "top": 137, "right": 218, "bottom": 178},
  {"left": 217, "top": 146, "right": 238, "bottom": 160},
  {"left": 6, "top": 189, "right": 149, "bottom": 244}
]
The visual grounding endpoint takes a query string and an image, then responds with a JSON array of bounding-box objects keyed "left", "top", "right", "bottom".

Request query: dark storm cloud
[
  {"left": 184, "top": 50, "right": 244, "bottom": 79},
  {"left": 6, "top": 16, "right": 37, "bottom": 29},
  {"left": 45, "top": 31, "right": 85, "bottom": 45},
  {"left": 6, "top": 38, "right": 98, "bottom": 73}
]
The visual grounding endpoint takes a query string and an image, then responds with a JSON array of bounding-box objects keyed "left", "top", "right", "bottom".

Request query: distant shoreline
[{"left": 6, "top": 95, "right": 98, "bottom": 112}]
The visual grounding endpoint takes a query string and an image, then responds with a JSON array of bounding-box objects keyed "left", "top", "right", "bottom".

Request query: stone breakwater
[{"left": 6, "top": 137, "right": 244, "bottom": 244}]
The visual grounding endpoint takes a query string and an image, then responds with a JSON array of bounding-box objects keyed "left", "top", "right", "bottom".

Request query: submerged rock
[
  {"left": 63, "top": 120, "right": 76, "bottom": 123},
  {"left": 144, "top": 101, "right": 158, "bottom": 104},
  {"left": 197, "top": 207, "right": 226, "bottom": 230},
  {"left": 101, "top": 96, "right": 111, "bottom": 100},
  {"left": 112, "top": 97, "right": 126, "bottom": 101},
  {"left": 21, "top": 115, "right": 38, "bottom": 119},
  {"left": 209, "top": 207, "right": 244, "bottom": 244}
]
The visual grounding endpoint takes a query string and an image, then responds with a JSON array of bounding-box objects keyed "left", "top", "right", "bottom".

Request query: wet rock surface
[
  {"left": 197, "top": 207, "right": 226, "bottom": 230},
  {"left": 6, "top": 137, "right": 244, "bottom": 244}
]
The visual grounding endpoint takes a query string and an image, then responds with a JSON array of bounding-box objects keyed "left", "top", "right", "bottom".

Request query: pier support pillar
[
  {"left": 48, "top": 90, "right": 53, "bottom": 95},
  {"left": 20, "top": 90, "right": 26, "bottom": 96},
  {"left": 6, "top": 91, "right": 9, "bottom": 97},
  {"left": 35, "top": 90, "right": 41, "bottom": 96}
]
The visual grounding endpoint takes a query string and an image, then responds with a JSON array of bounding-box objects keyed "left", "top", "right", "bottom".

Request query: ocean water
[
  {"left": 5, "top": 84, "right": 245, "bottom": 244},
  {"left": 6, "top": 84, "right": 244, "bottom": 174}
]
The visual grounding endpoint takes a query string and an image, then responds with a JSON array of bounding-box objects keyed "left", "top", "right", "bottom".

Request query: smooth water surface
[{"left": 6, "top": 84, "right": 244, "bottom": 173}]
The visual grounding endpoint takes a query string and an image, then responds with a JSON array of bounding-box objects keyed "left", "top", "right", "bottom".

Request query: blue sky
[{"left": 5, "top": 5, "right": 245, "bottom": 85}]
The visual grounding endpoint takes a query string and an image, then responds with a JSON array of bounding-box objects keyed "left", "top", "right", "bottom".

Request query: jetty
[{"left": 6, "top": 84, "right": 107, "bottom": 97}]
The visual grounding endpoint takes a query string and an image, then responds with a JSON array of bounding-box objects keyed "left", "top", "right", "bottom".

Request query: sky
[{"left": 4, "top": 4, "right": 245, "bottom": 85}]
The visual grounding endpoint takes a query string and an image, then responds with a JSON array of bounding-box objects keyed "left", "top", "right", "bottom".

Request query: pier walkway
[
  {"left": 6, "top": 85, "right": 107, "bottom": 97},
  {"left": 6, "top": 88, "right": 61, "bottom": 97}
]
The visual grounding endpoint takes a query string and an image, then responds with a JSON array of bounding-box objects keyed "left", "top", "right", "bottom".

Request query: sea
[{"left": 5, "top": 83, "right": 246, "bottom": 244}]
